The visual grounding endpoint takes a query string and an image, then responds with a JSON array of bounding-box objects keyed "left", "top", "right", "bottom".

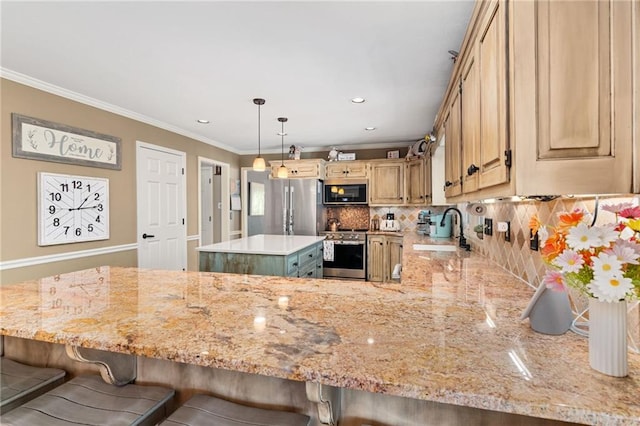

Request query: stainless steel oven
[{"left": 319, "top": 231, "right": 366, "bottom": 280}]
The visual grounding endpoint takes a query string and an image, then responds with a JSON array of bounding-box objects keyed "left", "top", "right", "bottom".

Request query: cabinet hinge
[
  {"left": 182, "top": 168, "right": 185, "bottom": 175},
  {"left": 505, "top": 149, "right": 512, "bottom": 168},
  {"left": 182, "top": 218, "right": 185, "bottom": 225}
]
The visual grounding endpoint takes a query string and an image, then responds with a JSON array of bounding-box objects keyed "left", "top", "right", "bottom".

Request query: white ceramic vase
[{"left": 588, "top": 298, "right": 628, "bottom": 377}]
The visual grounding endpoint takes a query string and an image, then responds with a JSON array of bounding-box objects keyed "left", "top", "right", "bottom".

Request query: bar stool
[
  {"left": 1, "top": 374, "right": 175, "bottom": 425},
  {"left": 0, "top": 357, "right": 66, "bottom": 414},
  {"left": 160, "top": 393, "right": 310, "bottom": 426}
]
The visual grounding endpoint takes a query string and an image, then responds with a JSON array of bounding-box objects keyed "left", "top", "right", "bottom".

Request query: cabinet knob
[
  {"left": 445, "top": 181, "right": 453, "bottom": 187},
  {"left": 467, "top": 164, "right": 480, "bottom": 176}
]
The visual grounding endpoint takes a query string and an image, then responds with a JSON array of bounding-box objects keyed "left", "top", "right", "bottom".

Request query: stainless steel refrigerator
[{"left": 246, "top": 170, "right": 325, "bottom": 236}]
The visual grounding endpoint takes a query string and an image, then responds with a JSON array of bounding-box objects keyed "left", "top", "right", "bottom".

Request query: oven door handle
[{"left": 333, "top": 241, "right": 365, "bottom": 245}]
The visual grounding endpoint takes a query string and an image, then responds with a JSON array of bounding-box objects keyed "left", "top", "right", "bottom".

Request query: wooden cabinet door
[
  {"left": 345, "top": 161, "right": 368, "bottom": 178},
  {"left": 325, "top": 161, "right": 368, "bottom": 179},
  {"left": 513, "top": 0, "right": 632, "bottom": 194},
  {"left": 461, "top": 50, "right": 480, "bottom": 194},
  {"left": 444, "top": 89, "right": 462, "bottom": 198},
  {"left": 478, "top": 0, "right": 509, "bottom": 190},
  {"left": 387, "top": 237, "right": 403, "bottom": 282},
  {"left": 369, "top": 161, "right": 404, "bottom": 205},
  {"left": 367, "top": 236, "right": 385, "bottom": 282},
  {"left": 325, "top": 163, "right": 346, "bottom": 179},
  {"left": 406, "top": 158, "right": 427, "bottom": 205}
]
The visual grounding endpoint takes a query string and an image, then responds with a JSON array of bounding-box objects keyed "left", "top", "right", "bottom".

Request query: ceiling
[{"left": 1, "top": 1, "right": 474, "bottom": 155}]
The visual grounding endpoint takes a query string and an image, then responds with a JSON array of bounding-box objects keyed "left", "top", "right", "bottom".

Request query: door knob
[{"left": 142, "top": 233, "right": 155, "bottom": 239}]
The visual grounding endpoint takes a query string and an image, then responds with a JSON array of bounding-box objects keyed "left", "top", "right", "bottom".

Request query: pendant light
[
  {"left": 252, "top": 98, "right": 266, "bottom": 171},
  {"left": 277, "top": 117, "right": 288, "bottom": 179}
]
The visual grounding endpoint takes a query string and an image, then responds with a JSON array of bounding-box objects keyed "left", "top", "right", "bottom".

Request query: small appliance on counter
[
  {"left": 430, "top": 213, "right": 452, "bottom": 238},
  {"left": 380, "top": 218, "right": 400, "bottom": 231},
  {"left": 417, "top": 210, "right": 431, "bottom": 235}
]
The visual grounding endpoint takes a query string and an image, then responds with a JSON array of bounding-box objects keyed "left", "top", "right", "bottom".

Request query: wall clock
[{"left": 38, "top": 172, "right": 109, "bottom": 246}]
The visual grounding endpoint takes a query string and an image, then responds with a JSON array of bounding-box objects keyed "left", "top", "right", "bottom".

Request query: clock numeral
[
  {"left": 75, "top": 228, "right": 82, "bottom": 236},
  {"left": 94, "top": 193, "right": 100, "bottom": 201},
  {"left": 87, "top": 184, "right": 91, "bottom": 192},
  {"left": 97, "top": 204, "right": 103, "bottom": 212},
  {"left": 95, "top": 215, "right": 101, "bottom": 223},
  {"left": 60, "top": 183, "right": 69, "bottom": 192},
  {"left": 72, "top": 180, "right": 83, "bottom": 190},
  {"left": 53, "top": 218, "right": 60, "bottom": 227},
  {"left": 64, "top": 226, "right": 70, "bottom": 235},
  {"left": 88, "top": 224, "right": 94, "bottom": 232},
  {"left": 50, "top": 192, "right": 62, "bottom": 202},
  {"left": 49, "top": 205, "right": 56, "bottom": 214}
]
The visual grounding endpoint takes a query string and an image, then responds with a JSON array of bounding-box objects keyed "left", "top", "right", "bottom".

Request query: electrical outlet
[
  {"left": 504, "top": 221, "right": 511, "bottom": 242},
  {"left": 484, "top": 218, "right": 493, "bottom": 236},
  {"left": 530, "top": 230, "right": 539, "bottom": 251}
]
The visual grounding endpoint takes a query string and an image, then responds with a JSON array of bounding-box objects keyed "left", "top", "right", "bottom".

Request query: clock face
[{"left": 38, "top": 172, "right": 110, "bottom": 246}]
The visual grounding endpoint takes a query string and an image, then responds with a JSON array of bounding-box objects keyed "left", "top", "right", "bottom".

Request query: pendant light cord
[
  {"left": 258, "top": 104, "right": 261, "bottom": 157},
  {"left": 281, "top": 120, "right": 284, "bottom": 165}
]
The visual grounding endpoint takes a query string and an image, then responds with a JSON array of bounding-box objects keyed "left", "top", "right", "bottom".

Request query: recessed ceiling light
[
  {"left": 351, "top": 97, "right": 365, "bottom": 104},
  {"left": 365, "top": 127, "right": 376, "bottom": 131},
  {"left": 277, "top": 132, "right": 287, "bottom": 136},
  {"left": 196, "top": 119, "right": 210, "bottom": 124}
]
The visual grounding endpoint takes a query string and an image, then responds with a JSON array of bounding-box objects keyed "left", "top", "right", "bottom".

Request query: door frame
[
  {"left": 136, "top": 141, "right": 187, "bottom": 269},
  {"left": 197, "top": 156, "right": 230, "bottom": 245}
]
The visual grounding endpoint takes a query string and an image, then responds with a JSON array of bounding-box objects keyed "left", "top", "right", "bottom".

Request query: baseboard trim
[{"left": 0, "top": 243, "right": 137, "bottom": 271}]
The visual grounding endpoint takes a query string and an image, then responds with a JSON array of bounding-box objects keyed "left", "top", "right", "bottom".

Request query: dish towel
[{"left": 323, "top": 240, "right": 334, "bottom": 262}]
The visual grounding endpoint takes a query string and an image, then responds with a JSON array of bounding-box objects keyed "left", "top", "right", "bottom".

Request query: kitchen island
[
  {"left": 1, "top": 233, "right": 639, "bottom": 425},
  {"left": 197, "top": 234, "right": 325, "bottom": 278}
]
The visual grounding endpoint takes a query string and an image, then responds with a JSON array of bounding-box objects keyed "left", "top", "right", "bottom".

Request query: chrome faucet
[{"left": 440, "top": 207, "right": 471, "bottom": 251}]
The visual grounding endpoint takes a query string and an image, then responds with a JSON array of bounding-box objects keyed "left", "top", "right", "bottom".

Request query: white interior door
[{"left": 136, "top": 142, "right": 186, "bottom": 270}]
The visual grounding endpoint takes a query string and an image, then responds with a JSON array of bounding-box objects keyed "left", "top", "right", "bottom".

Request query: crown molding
[{"left": 1, "top": 68, "right": 240, "bottom": 154}]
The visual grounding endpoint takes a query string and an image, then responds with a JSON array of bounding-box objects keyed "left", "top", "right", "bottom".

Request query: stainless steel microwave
[{"left": 323, "top": 180, "right": 368, "bottom": 205}]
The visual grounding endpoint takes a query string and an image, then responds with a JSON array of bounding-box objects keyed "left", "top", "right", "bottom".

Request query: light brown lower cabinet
[{"left": 367, "top": 235, "right": 403, "bottom": 282}]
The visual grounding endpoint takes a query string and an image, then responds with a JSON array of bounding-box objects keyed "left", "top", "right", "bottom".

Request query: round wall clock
[{"left": 38, "top": 172, "right": 110, "bottom": 246}]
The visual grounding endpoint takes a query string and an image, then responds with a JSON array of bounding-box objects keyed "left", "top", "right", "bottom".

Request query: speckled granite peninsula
[{"left": 1, "top": 233, "right": 639, "bottom": 425}]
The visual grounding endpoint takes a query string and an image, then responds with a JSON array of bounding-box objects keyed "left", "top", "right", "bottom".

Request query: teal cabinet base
[{"left": 199, "top": 241, "right": 324, "bottom": 279}]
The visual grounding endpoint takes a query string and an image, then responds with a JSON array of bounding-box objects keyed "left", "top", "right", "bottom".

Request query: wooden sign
[{"left": 12, "top": 113, "right": 122, "bottom": 170}]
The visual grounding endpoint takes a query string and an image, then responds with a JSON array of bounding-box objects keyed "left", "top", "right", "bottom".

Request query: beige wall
[{"left": 0, "top": 79, "right": 240, "bottom": 284}]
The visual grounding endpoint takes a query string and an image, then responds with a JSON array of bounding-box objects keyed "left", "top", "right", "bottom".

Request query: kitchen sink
[{"left": 412, "top": 244, "right": 457, "bottom": 252}]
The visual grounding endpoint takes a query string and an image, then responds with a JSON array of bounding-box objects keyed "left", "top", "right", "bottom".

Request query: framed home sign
[{"left": 12, "top": 113, "right": 122, "bottom": 170}]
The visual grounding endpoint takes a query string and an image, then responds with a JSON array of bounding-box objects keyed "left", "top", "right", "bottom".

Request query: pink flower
[
  {"left": 553, "top": 250, "right": 585, "bottom": 273},
  {"left": 543, "top": 270, "right": 566, "bottom": 292},
  {"left": 601, "top": 202, "right": 634, "bottom": 214},
  {"left": 604, "top": 242, "right": 640, "bottom": 264},
  {"left": 617, "top": 206, "right": 640, "bottom": 219}
]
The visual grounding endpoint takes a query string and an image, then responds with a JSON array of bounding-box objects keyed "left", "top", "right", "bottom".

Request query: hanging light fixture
[
  {"left": 277, "top": 117, "right": 288, "bottom": 179},
  {"left": 252, "top": 98, "right": 266, "bottom": 171}
]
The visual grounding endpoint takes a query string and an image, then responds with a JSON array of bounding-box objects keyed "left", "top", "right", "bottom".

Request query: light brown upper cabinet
[
  {"left": 514, "top": 0, "right": 634, "bottom": 195},
  {"left": 636, "top": 1, "right": 640, "bottom": 192},
  {"left": 460, "top": 48, "right": 480, "bottom": 194},
  {"left": 444, "top": 89, "right": 462, "bottom": 198},
  {"left": 325, "top": 160, "right": 368, "bottom": 179},
  {"left": 406, "top": 156, "right": 432, "bottom": 205},
  {"left": 369, "top": 160, "right": 405, "bottom": 205},
  {"left": 369, "top": 157, "right": 431, "bottom": 206},
  {"left": 435, "top": 0, "right": 636, "bottom": 200},
  {"left": 477, "top": 0, "right": 508, "bottom": 190},
  {"left": 269, "top": 159, "right": 326, "bottom": 179}
]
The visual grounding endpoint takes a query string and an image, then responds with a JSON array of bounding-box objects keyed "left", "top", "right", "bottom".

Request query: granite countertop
[
  {"left": 1, "top": 233, "right": 639, "bottom": 425},
  {"left": 196, "top": 234, "right": 325, "bottom": 255}
]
